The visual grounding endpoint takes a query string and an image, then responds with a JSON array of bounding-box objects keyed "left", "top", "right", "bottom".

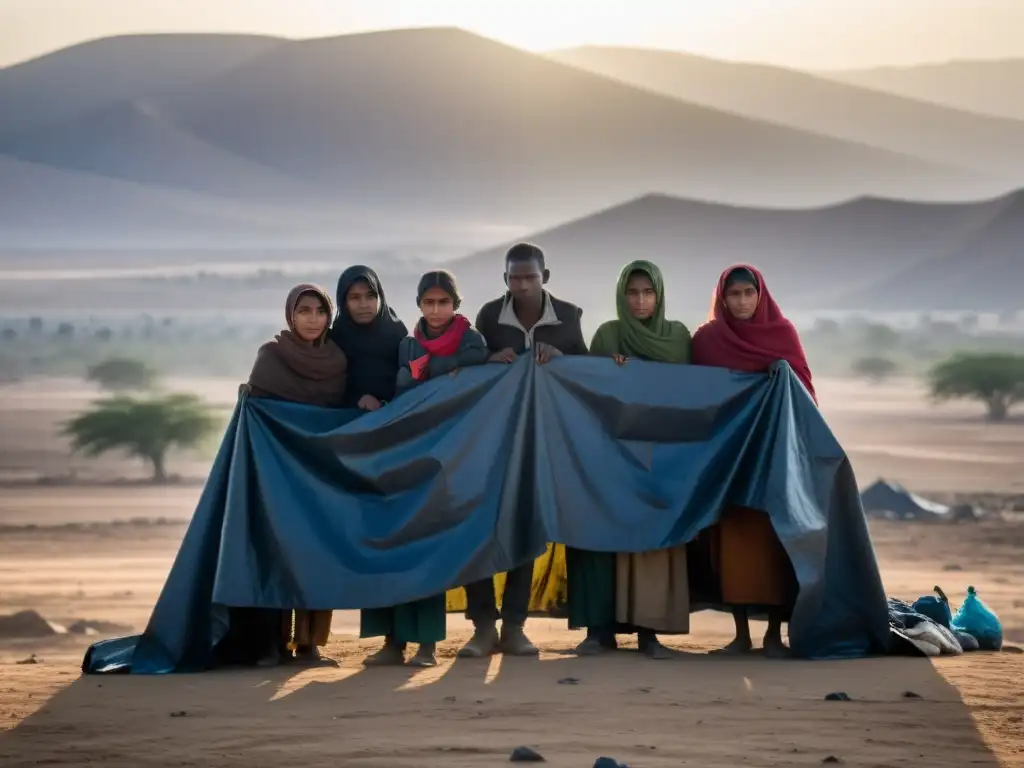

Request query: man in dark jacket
[{"left": 459, "top": 242, "right": 589, "bottom": 658}]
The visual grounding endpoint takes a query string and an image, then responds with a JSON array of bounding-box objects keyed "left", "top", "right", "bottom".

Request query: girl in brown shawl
[{"left": 244, "top": 283, "right": 348, "bottom": 664}]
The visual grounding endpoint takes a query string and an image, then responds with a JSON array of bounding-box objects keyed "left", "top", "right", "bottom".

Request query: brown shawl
[{"left": 247, "top": 284, "right": 348, "bottom": 407}]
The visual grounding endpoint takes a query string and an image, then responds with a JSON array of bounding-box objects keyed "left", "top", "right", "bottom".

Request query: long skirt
[
  {"left": 360, "top": 595, "right": 447, "bottom": 644},
  {"left": 717, "top": 506, "right": 796, "bottom": 612},
  {"left": 565, "top": 548, "right": 616, "bottom": 630},
  {"left": 615, "top": 546, "right": 690, "bottom": 633}
]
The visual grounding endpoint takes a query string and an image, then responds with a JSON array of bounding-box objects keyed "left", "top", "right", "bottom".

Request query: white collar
[{"left": 498, "top": 291, "right": 561, "bottom": 333}]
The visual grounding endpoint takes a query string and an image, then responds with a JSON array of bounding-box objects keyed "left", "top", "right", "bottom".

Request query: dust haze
[{"left": 1, "top": 19, "right": 1024, "bottom": 768}]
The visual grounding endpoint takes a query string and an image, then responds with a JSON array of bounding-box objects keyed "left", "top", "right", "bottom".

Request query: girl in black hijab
[{"left": 328, "top": 266, "right": 408, "bottom": 409}]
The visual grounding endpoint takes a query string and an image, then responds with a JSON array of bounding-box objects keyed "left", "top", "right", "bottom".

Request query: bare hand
[
  {"left": 489, "top": 348, "right": 517, "bottom": 364},
  {"left": 535, "top": 343, "right": 562, "bottom": 365},
  {"left": 612, "top": 354, "right": 628, "bottom": 365},
  {"left": 238, "top": 382, "right": 252, "bottom": 396},
  {"left": 357, "top": 394, "right": 382, "bottom": 411}
]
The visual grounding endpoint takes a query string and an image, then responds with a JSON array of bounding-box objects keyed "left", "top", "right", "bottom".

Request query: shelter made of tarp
[
  {"left": 83, "top": 357, "right": 890, "bottom": 674},
  {"left": 860, "top": 479, "right": 951, "bottom": 521}
]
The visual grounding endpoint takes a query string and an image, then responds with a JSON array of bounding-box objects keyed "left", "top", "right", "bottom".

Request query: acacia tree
[
  {"left": 86, "top": 357, "right": 157, "bottom": 391},
  {"left": 929, "top": 352, "right": 1024, "bottom": 422},
  {"left": 63, "top": 394, "right": 219, "bottom": 482}
]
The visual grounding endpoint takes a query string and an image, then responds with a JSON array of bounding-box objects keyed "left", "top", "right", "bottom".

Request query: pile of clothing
[{"left": 888, "top": 586, "right": 1003, "bottom": 656}]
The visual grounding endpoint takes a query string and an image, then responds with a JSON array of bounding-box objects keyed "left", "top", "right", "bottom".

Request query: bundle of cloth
[
  {"left": 888, "top": 585, "right": 1003, "bottom": 656},
  {"left": 887, "top": 598, "right": 966, "bottom": 656}
]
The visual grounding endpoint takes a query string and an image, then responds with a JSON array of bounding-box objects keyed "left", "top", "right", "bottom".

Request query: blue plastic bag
[
  {"left": 951, "top": 586, "right": 1003, "bottom": 651},
  {"left": 913, "top": 586, "right": 953, "bottom": 628}
]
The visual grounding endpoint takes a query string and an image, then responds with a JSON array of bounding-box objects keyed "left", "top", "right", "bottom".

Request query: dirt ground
[{"left": 0, "top": 376, "right": 1022, "bottom": 766}]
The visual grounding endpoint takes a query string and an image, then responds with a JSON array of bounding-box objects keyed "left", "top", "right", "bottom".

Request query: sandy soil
[{"left": 0, "top": 375, "right": 1022, "bottom": 766}]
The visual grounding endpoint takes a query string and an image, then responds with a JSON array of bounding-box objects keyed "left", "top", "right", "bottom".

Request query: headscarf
[
  {"left": 247, "top": 283, "right": 347, "bottom": 407},
  {"left": 690, "top": 264, "right": 816, "bottom": 401},
  {"left": 590, "top": 260, "right": 691, "bottom": 363},
  {"left": 328, "top": 265, "right": 408, "bottom": 405}
]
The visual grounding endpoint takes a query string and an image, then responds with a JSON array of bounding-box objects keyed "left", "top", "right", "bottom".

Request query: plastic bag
[
  {"left": 953, "top": 630, "right": 980, "bottom": 652},
  {"left": 951, "top": 586, "right": 1003, "bottom": 651},
  {"left": 912, "top": 586, "right": 952, "bottom": 629}
]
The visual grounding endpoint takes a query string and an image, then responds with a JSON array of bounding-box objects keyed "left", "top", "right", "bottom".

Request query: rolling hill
[
  {"left": 443, "top": 191, "right": 1012, "bottom": 322},
  {"left": 0, "top": 154, "right": 286, "bottom": 248},
  {"left": 0, "top": 34, "right": 285, "bottom": 145},
  {"left": 0, "top": 154, "right": 492, "bottom": 250},
  {"left": 1, "top": 99, "right": 313, "bottom": 200},
  {"left": 163, "top": 28, "right": 993, "bottom": 212},
  {"left": 823, "top": 59, "right": 1024, "bottom": 122},
  {"left": 548, "top": 46, "right": 1024, "bottom": 179},
  {"left": 0, "top": 28, "right": 1002, "bottom": 241},
  {"left": 837, "top": 190, "right": 1024, "bottom": 311}
]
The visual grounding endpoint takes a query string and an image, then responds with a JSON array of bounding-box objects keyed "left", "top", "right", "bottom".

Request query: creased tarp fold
[{"left": 83, "top": 357, "right": 889, "bottom": 674}]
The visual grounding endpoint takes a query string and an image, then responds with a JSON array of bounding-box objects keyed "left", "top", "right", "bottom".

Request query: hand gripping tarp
[{"left": 82, "top": 358, "right": 890, "bottom": 673}]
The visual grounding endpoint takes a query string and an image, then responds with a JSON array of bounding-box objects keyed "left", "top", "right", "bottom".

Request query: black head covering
[{"left": 328, "top": 265, "right": 408, "bottom": 406}]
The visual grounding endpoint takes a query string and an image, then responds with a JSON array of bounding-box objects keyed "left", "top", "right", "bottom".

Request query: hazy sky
[{"left": 2, "top": 0, "right": 1023, "bottom": 70}]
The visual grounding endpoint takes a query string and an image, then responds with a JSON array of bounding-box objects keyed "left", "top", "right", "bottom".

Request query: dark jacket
[
  {"left": 395, "top": 322, "right": 490, "bottom": 396},
  {"left": 474, "top": 292, "right": 588, "bottom": 356}
]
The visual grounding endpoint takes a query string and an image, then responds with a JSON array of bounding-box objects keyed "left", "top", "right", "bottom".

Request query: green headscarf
[{"left": 590, "top": 260, "right": 691, "bottom": 363}]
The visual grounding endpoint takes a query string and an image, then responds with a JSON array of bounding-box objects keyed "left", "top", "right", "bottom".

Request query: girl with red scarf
[
  {"left": 394, "top": 270, "right": 490, "bottom": 395},
  {"left": 691, "top": 265, "right": 814, "bottom": 657},
  {"left": 361, "top": 270, "right": 488, "bottom": 668}
]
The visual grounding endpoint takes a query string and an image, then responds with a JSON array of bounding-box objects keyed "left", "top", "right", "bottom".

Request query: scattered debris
[
  {"left": 941, "top": 564, "right": 963, "bottom": 572},
  {"left": 824, "top": 692, "right": 851, "bottom": 702},
  {"left": 509, "top": 746, "right": 545, "bottom": 762},
  {"left": 594, "top": 758, "right": 629, "bottom": 768},
  {"left": 169, "top": 711, "right": 188, "bottom": 718},
  {"left": 823, "top": 758, "right": 842, "bottom": 765},
  {"left": 902, "top": 691, "right": 922, "bottom": 699},
  {"left": 0, "top": 611, "right": 58, "bottom": 639},
  {"left": 15, "top": 654, "right": 39, "bottom": 665},
  {"left": 557, "top": 677, "right": 580, "bottom": 685}
]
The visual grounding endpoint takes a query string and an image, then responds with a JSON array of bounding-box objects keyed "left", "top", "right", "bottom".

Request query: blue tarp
[{"left": 83, "top": 357, "right": 890, "bottom": 673}]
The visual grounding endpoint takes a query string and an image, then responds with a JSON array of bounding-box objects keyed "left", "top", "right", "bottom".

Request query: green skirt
[
  {"left": 360, "top": 594, "right": 447, "bottom": 644},
  {"left": 565, "top": 547, "right": 616, "bottom": 630}
]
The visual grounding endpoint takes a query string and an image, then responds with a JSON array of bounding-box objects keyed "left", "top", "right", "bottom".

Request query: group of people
[{"left": 240, "top": 242, "right": 817, "bottom": 669}]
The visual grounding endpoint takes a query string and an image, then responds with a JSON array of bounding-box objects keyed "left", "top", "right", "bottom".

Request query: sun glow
[{"left": 3, "top": 0, "right": 1023, "bottom": 70}]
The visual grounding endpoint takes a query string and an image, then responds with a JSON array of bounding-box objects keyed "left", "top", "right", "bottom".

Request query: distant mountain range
[
  {"left": 446, "top": 190, "right": 1023, "bottom": 315},
  {"left": 1, "top": 29, "right": 1019, "bottom": 248},
  {"left": 823, "top": 59, "right": 1024, "bottom": 122},
  {"left": 549, "top": 46, "right": 1024, "bottom": 178},
  {"left": 1, "top": 28, "right": 1021, "bottom": 314}
]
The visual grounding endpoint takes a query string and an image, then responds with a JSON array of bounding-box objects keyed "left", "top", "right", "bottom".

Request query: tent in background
[{"left": 860, "top": 479, "right": 952, "bottom": 521}]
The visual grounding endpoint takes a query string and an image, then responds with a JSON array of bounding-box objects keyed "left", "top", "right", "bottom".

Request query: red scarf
[
  {"left": 410, "top": 314, "right": 471, "bottom": 381},
  {"left": 690, "top": 264, "right": 816, "bottom": 402}
]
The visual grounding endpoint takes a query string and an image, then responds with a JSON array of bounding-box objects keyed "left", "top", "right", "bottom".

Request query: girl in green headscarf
[{"left": 567, "top": 260, "right": 692, "bottom": 659}]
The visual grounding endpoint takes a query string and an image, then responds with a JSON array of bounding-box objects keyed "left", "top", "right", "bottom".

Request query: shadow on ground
[{"left": 0, "top": 644, "right": 1013, "bottom": 768}]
